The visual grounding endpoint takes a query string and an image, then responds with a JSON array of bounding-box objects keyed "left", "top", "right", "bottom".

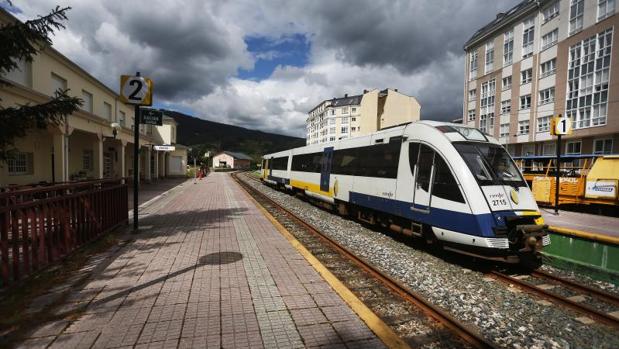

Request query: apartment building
[
  {"left": 306, "top": 89, "right": 421, "bottom": 145},
  {"left": 0, "top": 9, "right": 187, "bottom": 186},
  {"left": 463, "top": 0, "right": 618, "bottom": 157}
]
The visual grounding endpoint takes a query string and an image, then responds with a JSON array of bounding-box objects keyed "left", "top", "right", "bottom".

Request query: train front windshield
[{"left": 454, "top": 143, "right": 525, "bottom": 186}]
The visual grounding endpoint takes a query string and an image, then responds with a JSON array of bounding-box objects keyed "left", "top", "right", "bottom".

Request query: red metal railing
[{"left": 0, "top": 178, "right": 128, "bottom": 287}]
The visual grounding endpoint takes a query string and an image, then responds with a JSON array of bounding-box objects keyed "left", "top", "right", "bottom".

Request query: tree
[{"left": 0, "top": 4, "right": 81, "bottom": 162}]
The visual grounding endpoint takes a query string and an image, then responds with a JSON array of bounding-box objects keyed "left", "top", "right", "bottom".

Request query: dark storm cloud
[{"left": 304, "top": 0, "right": 520, "bottom": 74}]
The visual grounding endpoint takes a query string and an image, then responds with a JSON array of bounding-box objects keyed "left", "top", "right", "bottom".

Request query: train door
[
  {"left": 320, "top": 147, "right": 334, "bottom": 192},
  {"left": 411, "top": 143, "right": 435, "bottom": 213}
]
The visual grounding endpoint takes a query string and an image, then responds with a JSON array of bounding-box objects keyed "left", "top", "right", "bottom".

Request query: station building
[
  {"left": 306, "top": 88, "right": 421, "bottom": 145},
  {"left": 212, "top": 151, "right": 252, "bottom": 169},
  {"left": 0, "top": 9, "right": 187, "bottom": 187},
  {"left": 463, "top": 0, "right": 618, "bottom": 157}
]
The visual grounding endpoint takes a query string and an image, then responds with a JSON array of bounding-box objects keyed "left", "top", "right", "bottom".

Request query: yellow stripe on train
[{"left": 290, "top": 179, "right": 334, "bottom": 197}]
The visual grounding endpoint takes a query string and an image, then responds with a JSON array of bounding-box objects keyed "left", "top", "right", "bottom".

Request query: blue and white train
[{"left": 261, "top": 121, "right": 550, "bottom": 263}]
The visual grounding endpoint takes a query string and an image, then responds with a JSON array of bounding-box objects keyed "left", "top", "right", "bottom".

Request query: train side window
[
  {"left": 409, "top": 143, "right": 420, "bottom": 174},
  {"left": 416, "top": 145, "right": 434, "bottom": 192},
  {"left": 432, "top": 155, "right": 465, "bottom": 203},
  {"left": 291, "top": 152, "right": 321, "bottom": 172},
  {"left": 271, "top": 156, "right": 288, "bottom": 170}
]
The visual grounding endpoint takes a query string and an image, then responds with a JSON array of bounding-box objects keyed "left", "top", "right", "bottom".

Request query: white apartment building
[
  {"left": 306, "top": 89, "right": 421, "bottom": 145},
  {"left": 464, "top": 0, "right": 618, "bottom": 157}
]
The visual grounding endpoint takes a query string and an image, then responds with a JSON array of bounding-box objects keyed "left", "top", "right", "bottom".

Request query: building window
[
  {"left": 543, "top": 1, "right": 560, "bottom": 22},
  {"left": 83, "top": 150, "right": 94, "bottom": 171},
  {"left": 520, "top": 95, "right": 531, "bottom": 109},
  {"left": 7, "top": 152, "right": 33, "bottom": 175},
  {"left": 342, "top": 117, "right": 349, "bottom": 124},
  {"left": 569, "top": 0, "right": 584, "bottom": 35},
  {"left": 539, "top": 87, "right": 555, "bottom": 105},
  {"left": 351, "top": 107, "right": 357, "bottom": 113},
  {"left": 329, "top": 118, "right": 336, "bottom": 125},
  {"left": 501, "top": 100, "right": 511, "bottom": 114},
  {"left": 351, "top": 117, "right": 356, "bottom": 122},
  {"left": 502, "top": 76, "right": 512, "bottom": 90},
  {"left": 469, "top": 51, "right": 478, "bottom": 79},
  {"left": 468, "top": 88, "right": 476, "bottom": 101},
  {"left": 342, "top": 106, "right": 349, "bottom": 114},
  {"left": 5, "top": 59, "right": 32, "bottom": 87},
  {"left": 50, "top": 72, "right": 67, "bottom": 94},
  {"left": 479, "top": 79, "right": 495, "bottom": 134},
  {"left": 543, "top": 142, "right": 556, "bottom": 156},
  {"left": 593, "top": 138, "right": 613, "bottom": 154},
  {"left": 521, "top": 68, "right": 532, "bottom": 84},
  {"left": 341, "top": 127, "right": 348, "bottom": 133},
  {"left": 82, "top": 90, "right": 93, "bottom": 113},
  {"left": 566, "top": 28, "right": 612, "bottom": 129},
  {"left": 500, "top": 123, "right": 510, "bottom": 138},
  {"left": 566, "top": 141, "right": 582, "bottom": 155},
  {"left": 598, "top": 0, "right": 615, "bottom": 21},
  {"left": 468, "top": 109, "right": 476, "bottom": 121},
  {"left": 522, "top": 17, "right": 535, "bottom": 58},
  {"left": 540, "top": 58, "right": 556, "bottom": 78},
  {"left": 518, "top": 120, "right": 530, "bottom": 135},
  {"left": 331, "top": 110, "right": 335, "bottom": 116},
  {"left": 503, "top": 30, "right": 513, "bottom": 66},
  {"left": 537, "top": 115, "right": 550, "bottom": 132},
  {"left": 119, "top": 111, "right": 126, "bottom": 126},
  {"left": 330, "top": 127, "right": 336, "bottom": 134},
  {"left": 541, "top": 29, "right": 558, "bottom": 50},
  {"left": 351, "top": 127, "right": 357, "bottom": 132},
  {"left": 103, "top": 102, "right": 112, "bottom": 121},
  {"left": 485, "top": 41, "right": 494, "bottom": 73}
]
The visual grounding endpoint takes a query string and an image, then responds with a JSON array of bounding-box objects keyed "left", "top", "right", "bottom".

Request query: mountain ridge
[{"left": 163, "top": 110, "right": 305, "bottom": 161}]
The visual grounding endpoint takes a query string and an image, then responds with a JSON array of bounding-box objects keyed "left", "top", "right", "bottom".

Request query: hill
[{"left": 163, "top": 110, "right": 305, "bottom": 161}]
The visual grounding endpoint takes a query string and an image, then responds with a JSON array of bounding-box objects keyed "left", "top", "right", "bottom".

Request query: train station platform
[
  {"left": 13, "top": 172, "right": 386, "bottom": 349},
  {"left": 541, "top": 209, "right": 619, "bottom": 242}
]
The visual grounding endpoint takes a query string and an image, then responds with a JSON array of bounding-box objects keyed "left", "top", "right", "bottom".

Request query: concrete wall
[
  {"left": 379, "top": 89, "right": 421, "bottom": 129},
  {"left": 359, "top": 90, "right": 379, "bottom": 134}
]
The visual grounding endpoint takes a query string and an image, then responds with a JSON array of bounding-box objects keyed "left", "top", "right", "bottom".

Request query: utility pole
[{"left": 133, "top": 72, "right": 141, "bottom": 232}]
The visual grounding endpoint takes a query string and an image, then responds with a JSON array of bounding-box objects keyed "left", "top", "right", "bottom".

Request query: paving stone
[{"left": 11, "top": 174, "right": 383, "bottom": 349}]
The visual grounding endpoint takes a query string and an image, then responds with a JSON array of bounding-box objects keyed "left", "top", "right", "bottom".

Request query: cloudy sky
[{"left": 5, "top": 0, "right": 520, "bottom": 137}]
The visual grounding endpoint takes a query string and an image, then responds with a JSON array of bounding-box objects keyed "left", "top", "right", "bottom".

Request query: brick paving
[{"left": 14, "top": 172, "right": 385, "bottom": 349}]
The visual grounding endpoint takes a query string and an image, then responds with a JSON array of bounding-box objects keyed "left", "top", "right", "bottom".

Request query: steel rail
[
  {"left": 490, "top": 271, "right": 619, "bottom": 328},
  {"left": 232, "top": 172, "right": 500, "bottom": 349},
  {"left": 531, "top": 269, "right": 619, "bottom": 308}
]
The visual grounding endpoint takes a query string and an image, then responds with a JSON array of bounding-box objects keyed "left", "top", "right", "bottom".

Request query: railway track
[
  {"left": 233, "top": 172, "right": 499, "bottom": 349},
  {"left": 490, "top": 269, "right": 619, "bottom": 329}
]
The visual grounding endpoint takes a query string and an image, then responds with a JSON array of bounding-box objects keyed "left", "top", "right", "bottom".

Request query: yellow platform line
[
  {"left": 549, "top": 225, "right": 619, "bottom": 246},
  {"left": 243, "top": 188, "right": 410, "bottom": 349}
]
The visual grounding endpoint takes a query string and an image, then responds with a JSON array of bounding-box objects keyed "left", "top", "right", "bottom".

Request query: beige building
[
  {"left": 0, "top": 9, "right": 187, "bottom": 187},
  {"left": 212, "top": 151, "right": 252, "bottom": 169},
  {"left": 463, "top": 0, "right": 618, "bottom": 157},
  {"left": 306, "top": 88, "right": 421, "bottom": 145}
]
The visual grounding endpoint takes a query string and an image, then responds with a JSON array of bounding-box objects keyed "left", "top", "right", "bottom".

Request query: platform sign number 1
[
  {"left": 120, "top": 75, "right": 153, "bottom": 106},
  {"left": 551, "top": 115, "right": 572, "bottom": 136}
]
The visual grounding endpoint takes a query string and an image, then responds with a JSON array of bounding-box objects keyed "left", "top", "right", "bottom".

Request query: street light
[{"left": 111, "top": 122, "right": 121, "bottom": 139}]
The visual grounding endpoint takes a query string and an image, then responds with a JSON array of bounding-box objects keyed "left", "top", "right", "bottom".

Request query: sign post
[
  {"left": 550, "top": 114, "right": 572, "bottom": 214},
  {"left": 120, "top": 72, "right": 154, "bottom": 232}
]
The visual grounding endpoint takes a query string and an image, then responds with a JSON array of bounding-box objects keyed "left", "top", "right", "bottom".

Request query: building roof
[
  {"left": 330, "top": 94, "right": 363, "bottom": 107},
  {"left": 464, "top": 0, "right": 542, "bottom": 50},
  {"left": 218, "top": 151, "right": 253, "bottom": 160}
]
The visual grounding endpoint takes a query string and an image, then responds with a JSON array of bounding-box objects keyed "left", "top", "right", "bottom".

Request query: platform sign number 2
[{"left": 120, "top": 75, "right": 153, "bottom": 106}]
